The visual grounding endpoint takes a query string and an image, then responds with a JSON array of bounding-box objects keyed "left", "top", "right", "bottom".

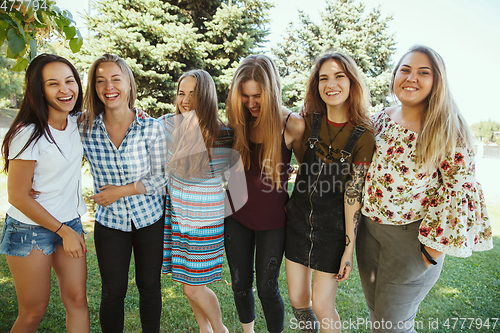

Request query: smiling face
[
  {"left": 95, "top": 62, "right": 131, "bottom": 112},
  {"left": 393, "top": 51, "right": 434, "bottom": 109},
  {"left": 42, "top": 61, "right": 79, "bottom": 116},
  {"left": 241, "top": 79, "right": 262, "bottom": 118},
  {"left": 318, "top": 59, "right": 350, "bottom": 112},
  {"left": 177, "top": 76, "right": 197, "bottom": 114}
]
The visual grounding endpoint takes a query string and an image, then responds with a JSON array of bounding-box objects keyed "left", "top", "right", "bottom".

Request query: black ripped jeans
[{"left": 224, "top": 216, "right": 285, "bottom": 333}]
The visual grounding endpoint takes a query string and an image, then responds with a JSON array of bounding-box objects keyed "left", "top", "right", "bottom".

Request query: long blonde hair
[
  {"left": 226, "top": 55, "right": 283, "bottom": 189},
  {"left": 168, "top": 69, "right": 221, "bottom": 178},
  {"left": 391, "top": 45, "right": 473, "bottom": 170},
  {"left": 304, "top": 52, "right": 373, "bottom": 132},
  {"left": 82, "top": 54, "right": 137, "bottom": 136}
]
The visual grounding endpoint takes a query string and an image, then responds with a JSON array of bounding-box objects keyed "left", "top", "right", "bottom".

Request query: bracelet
[
  {"left": 55, "top": 223, "right": 64, "bottom": 234},
  {"left": 420, "top": 243, "right": 438, "bottom": 265}
]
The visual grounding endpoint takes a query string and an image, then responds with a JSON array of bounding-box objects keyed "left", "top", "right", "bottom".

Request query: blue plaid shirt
[{"left": 81, "top": 109, "right": 167, "bottom": 231}]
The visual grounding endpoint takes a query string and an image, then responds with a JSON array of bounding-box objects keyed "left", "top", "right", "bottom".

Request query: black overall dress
[{"left": 285, "top": 113, "right": 366, "bottom": 273}]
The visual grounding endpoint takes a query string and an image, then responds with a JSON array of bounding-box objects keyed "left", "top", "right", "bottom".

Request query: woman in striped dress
[{"left": 160, "top": 69, "right": 233, "bottom": 333}]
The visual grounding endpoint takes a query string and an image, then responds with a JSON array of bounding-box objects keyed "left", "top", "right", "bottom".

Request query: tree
[
  {"left": 0, "top": 0, "right": 83, "bottom": 71},
  {"left": 72, "top": 0, "right": 272, "bottom": 117},
  {"left": 0, "top": 44, "right": 23, "bottom": 107},
  {"left": 271, "top": 0, "right": 395, "bottom": 111},
  {"left": 471, "top": 120, "right": 500, "bottom": 143}
]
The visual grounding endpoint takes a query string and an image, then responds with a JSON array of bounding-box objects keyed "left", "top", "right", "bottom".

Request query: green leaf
[
  {"left": 1, "top": 14, "right": 15, "bottom": 29},
  {"left": 69, "top": 36, "right": 83, "bottom": 53},
  {"left": 0, "top": 21, "right": 8, "bottom": 45},
  {"left": 13, "top": 10, "right": 24, "bottom": 23},
  {"left": 28, "top": 38, "right": 37, "bottom": 61},
  {"left": 7, "top": 28, "right": 25, "bottom": 55},
  {"left": 54, "top": 17, "right": 66, "bottom": 29},
  {"left": 10, "top": 58, "right": 29, "bottom": 72},
  {"left": 63, "top": 26, "right": 76, "bottom": 40},
  {"left": 10, "top": 16, "right": 26, "bottom": 40}
]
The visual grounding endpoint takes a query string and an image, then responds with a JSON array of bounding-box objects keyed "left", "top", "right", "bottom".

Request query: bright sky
[{"left": 57, "top": 0, "right": 500, "bottom": 125}]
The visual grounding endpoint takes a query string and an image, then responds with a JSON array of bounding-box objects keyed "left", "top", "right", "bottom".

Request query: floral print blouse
[{"left": 362, "top": 110, "right": 493, "bottom": 257}]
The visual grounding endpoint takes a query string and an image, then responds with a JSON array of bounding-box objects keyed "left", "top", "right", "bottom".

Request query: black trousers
[
  {"left": 224, "top": 216, "right": 285, "bottom": 333},
  {"left": 94, "top": 218, "right": 164, "bottom": 333}
]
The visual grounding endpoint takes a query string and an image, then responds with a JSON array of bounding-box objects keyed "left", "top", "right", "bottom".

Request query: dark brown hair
[{"left": 1, "top": 54, "right": 83, "bottom": 172}]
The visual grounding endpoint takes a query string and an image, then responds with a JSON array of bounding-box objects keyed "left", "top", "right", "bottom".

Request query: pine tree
[
  {"left": 72, "top": 0, "right": 271, "bottom": 116},
  {"left": 272, "top": 0, "right": 395, "bottom": 111}
]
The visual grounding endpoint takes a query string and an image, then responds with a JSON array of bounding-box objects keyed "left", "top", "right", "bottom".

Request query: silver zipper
[{"left": 307, "top": 162, "right": 324, "bottom": 266}]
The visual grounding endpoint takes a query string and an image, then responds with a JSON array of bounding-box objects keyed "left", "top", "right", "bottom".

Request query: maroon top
[{"left": 230, "top": 135, "right": 292, "bottom": 230}]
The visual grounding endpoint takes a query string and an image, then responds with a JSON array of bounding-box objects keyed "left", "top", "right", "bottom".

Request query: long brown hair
[
  {"left": 226, "top": 55, "right": 284, "bottom": 189},
  {"left": 168, "top": 69, "right": 221, "bottom": 178},
  {"left": 82, "top": 54, "right": 137, "bottom": 136},
  {"left": 304, "top": 52, "right": 373, "bottom": 132},
  {"left": 2, "top": 54, "right": 83, "bottom": 172},
  {"left": 390, "top": 45, "right": 473, "bottom": 170}
]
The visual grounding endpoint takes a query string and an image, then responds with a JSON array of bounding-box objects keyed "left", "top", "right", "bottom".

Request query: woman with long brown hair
[
  {"left": 285, "top": 52, "right": 375, "bottom": 333},
  {"left": 0, "top": 54, "right": 89, "bottom": 332},
  {"left": 225, "top": 54, "right": 305, "bottom": 333},
  {"left": 160, "top": 69, "right": 233, "bottom": 333}
]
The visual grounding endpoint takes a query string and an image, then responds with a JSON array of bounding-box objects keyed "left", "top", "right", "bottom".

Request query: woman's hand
[
  {"left": 90, "top": 185, "right": 124, "bottom": 206},
  {"left": 421, "top": 245, "right": 443, "bottom": 268},
  {"left": 29, "top": 188, "right": 40, "bottom": 199},
  {"left": 298, "top": 105, "right": 308, "bottom": 117},
  {"left": 137, "top": 109, "right": 150, "bottom": 120},
  {"left": 90, "top": 183, "right": 144, "bottom": 206},
  {"left": 336, "top": 251, "right": 354, "bottom": 282},
  {"left": 58, "top": 224, "right": 87, "bottom": 258},
  {"left": 421, "top": 252, "right": 432, "bottom": 268}
]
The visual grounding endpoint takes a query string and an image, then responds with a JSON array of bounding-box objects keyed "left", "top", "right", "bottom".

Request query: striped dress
[{"left": 160, "top": 114, "right": 233, "bottom": 285}]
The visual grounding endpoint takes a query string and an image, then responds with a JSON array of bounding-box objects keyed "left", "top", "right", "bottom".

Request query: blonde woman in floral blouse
[{"left": 357, "top": 45, "right": 493, "bottom": 333}]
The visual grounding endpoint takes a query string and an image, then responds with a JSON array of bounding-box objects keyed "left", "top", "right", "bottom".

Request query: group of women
[{"left": 0, "top": 43, "right": 493, "bottom": 333}]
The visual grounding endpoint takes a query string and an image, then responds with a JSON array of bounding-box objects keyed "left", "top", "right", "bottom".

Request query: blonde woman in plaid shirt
[{"left": 81, "top": 54, "right": 167, "bottom": 333}]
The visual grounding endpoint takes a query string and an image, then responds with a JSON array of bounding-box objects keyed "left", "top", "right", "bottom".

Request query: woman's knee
[
  {"left": 102, "top": 281, "right": 128, "bottom": 303},
  {"left": 18, "top": 304, "right": 48, "bottom": 326},
  {"left": 61, "top": 288, "right": 88, "bottom": 310},
  {"left": 256, "top": 276, "right": 281, "bottom": 304},
  {"left": 182, "top": 284, "right": 202, "bottom": 301},
  {"left": 312, "top": 291, "right": 337, "bottom": 314},
  {"left": 136, "top": 274, "right": 161, "bottom": 296},
  {"left": 289, "top": 292, "right": 311, "bottom": 308}
]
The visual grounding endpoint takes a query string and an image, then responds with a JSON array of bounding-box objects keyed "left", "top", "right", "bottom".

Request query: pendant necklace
[{"left": 326, "top": 114, "right": 348, "bottom": 159}]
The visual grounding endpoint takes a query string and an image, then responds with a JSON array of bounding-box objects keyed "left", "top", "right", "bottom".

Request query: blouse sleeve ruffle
[{"left": 418, "top": 145, "right": 493, "bottom": 257}]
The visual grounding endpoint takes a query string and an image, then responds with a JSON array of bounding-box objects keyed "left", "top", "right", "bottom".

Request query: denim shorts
[{"left": 0, "top": 215, "right": 83, "bottom": 257}]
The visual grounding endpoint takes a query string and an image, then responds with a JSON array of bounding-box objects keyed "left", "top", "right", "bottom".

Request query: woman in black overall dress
[{"left": 285, "top": 53, "right": 375, "bottom": 333}]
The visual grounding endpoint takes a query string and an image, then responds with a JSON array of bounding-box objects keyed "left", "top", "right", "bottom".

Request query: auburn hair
[{"left": 304, "top": 52, "right": 373, "bottom": 132}]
